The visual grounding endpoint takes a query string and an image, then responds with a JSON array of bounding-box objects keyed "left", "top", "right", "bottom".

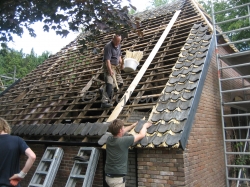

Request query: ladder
[
  {"left": 65, "top": 147, "right": 100, "bottom": 187},
  {"left": 28, "top": 147, "right": 64, "bottom": 187},
  {"left": 211, "top": 1, "right": 250, "bottom": 187}
]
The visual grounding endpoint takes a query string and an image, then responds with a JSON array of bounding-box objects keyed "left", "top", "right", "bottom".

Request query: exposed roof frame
[{"left": 107, "top": 10, "right": 182, "bottom": 122}]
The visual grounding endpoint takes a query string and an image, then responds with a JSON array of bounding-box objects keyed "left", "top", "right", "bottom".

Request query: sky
[{"left": 7, "top": 0, "right": 152, "bottom": 56}]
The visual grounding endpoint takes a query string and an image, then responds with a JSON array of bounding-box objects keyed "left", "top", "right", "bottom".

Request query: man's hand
[
  {"left": 133, "top": 121, "right": 152, "bottom": 143},
  {"left": 124, "top": 121, "right": 138, "bottom": 133},
  {"left": 9, "top": 174, "right": 22, "bottom": 186},
  {"left": 109, "top": 69, "right": 114, "bottom": 76},
  {"left": 119, "top": 57, "right": 124, "bottom": 70},
  {"left": 10, "top": 179, "right": 20, "bottom": 186},
  {"left": 131, "top": 121, "right": 138, "bottom": 128},
  {"left": 120, "top": 62, "right": 124, "bottom": 70},
  {"left": 143, "top": 121, "right": 152, "bottom": 128}
]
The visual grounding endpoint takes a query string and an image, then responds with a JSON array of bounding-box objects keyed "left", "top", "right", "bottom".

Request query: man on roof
[{"left": 100, "top": 34, "right": 124, "bottom": 108}]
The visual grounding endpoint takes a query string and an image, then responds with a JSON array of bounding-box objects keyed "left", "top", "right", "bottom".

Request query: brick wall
[
  {"left": 127, "top": 151, "right": 137, "bottom": 187},
  {"left": 183, "top": 50, "right": 226, "bottom": 187},
  {"left": 137, "top": 148, "right": 185, "bottom": 187}
]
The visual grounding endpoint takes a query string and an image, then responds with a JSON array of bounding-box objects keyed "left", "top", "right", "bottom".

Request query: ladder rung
[
  {"left": 219, "top": 50, "right": 250, "bottom": 60},
  {"left": 228, "top": 177, "right": 250, "bottom": 182},
  {"left": 225, "top": 139, "right": 250, "bottom": 142},
  {"left": 226, "top": 152, "right": 250, "bottom": 155},
  {"left": 214, "top": 2, "right": 250, "bottom": 14},
  {"left": 36, "top": 171, "right": 48, "bottom": 175},
  {"left": 227, "top": 164, "right": 250, "bottom": 168},
  {"left": 75, "top": 160, "right": 89, "bottom": 164},
  {"left": 28, "top": 183, "right": 44, "bottom": 187},
  {"left": 224, "top": 100, "right": 250, "bottom": 105},
  {"left": 224, "top": 126, "right": 250, "bottom": 129},
  {"left": 41, "top": 159, "right": 53, "bottom": 162},
  {"left": 219, "top": 62, "right": 250, "bottom": 69},
  {"left": 216, "top": 26, "right": 250, "bottom": 36},
  {"left": 216, "top": 14, "right": 250, "bottom": 25},
  {"left": 70, "top": 174, "right": 85, "bottom": 179},
  {"left": 223, "top": 113, "right": 250, "bottom": 117},
  {"left": 220, "top": 75, "right": 250, "bottom": 81},
  {"left": 218, "top": 38, "right": 250, "bottom": 47},
  {"left": 221, "top": 87, "right": 250, "bottom": 93}
]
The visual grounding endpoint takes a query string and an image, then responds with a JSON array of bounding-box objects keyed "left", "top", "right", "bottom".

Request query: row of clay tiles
[
  {"left": 10, "top": 119, "right": 180, "bottom": 149},
  {"left": 98, "top": 119, "right": 181, "bottom": 148},
  {"left": 10, "top": 122, "right": 109, "bottom": 137}
]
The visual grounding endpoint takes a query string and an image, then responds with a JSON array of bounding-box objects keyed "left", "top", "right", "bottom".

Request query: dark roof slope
[{"left": 0, "top": 0, "right": 215, "bottom": 149}]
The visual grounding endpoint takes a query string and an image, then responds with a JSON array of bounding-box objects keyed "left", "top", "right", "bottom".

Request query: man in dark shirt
[
  {"left": 0, "top": 117, "right": 36, "bottom": 187},
  {"left": 105, "top": 119, "right": 152, "bottom": 187},
  {"left": 100, "top": 34, "right": 124, "bottom": 108}
]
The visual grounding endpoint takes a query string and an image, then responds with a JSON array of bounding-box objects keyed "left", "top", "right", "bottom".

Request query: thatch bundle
[{"left": 124, "top": 50, "right": 143, "bottom": 63}]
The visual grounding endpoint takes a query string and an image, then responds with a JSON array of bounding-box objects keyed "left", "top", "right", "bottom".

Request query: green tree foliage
[
  {"left": 199, "top": 0, "right": 250, "bottom": 51},
  {"left": 0, "top": 0, "right": 138, "bottom": 45},
  {"left": 0, "top": 46, "right": 50, "bottom": 86},
  {"left": 150, "top": 0, "right": 171, "bottom": 7},
  {"left": 129, "top": 8, "right": 137, "bottom": 15}
]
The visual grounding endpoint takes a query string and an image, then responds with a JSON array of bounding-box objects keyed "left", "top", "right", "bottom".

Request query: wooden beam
[{"left": 107, "top": 10, "right": 181, "bottom": 122}]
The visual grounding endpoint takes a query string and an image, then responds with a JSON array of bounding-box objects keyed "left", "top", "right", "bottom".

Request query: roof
[{"left": 0, "top": 0, "right": 215, "bottom": 149}]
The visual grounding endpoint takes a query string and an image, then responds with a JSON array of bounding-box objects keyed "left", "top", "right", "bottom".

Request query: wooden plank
[{"left": 107, "top": 10, "right": 181, "bottom": 122}]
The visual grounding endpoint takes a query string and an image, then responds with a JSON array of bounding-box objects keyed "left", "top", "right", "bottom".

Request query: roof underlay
[{"left": 0, "top": 0, "right": 215, "bottom": 149}]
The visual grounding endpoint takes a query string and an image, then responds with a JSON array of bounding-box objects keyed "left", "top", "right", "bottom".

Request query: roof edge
[{"left": 180, "top": 33, "right": 216, "bottom": 150}]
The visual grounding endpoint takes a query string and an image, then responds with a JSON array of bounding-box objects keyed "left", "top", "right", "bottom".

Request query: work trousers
[{"left": 101, "top": 63, "right": 123, "bottom": 104}]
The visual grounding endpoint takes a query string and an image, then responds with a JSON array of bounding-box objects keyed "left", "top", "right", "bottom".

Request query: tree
[
  {"left": 0, "top": 46, "right": 50, "bottom": 84},
  {"left": 0, "top": 0, "right": 138, "bottom": 46},
  {"left": 150, "top": 0, "right": 171, "bottom": 7},
  {"left": 199, "top": 0, "right": 250, "bottom": 51}
]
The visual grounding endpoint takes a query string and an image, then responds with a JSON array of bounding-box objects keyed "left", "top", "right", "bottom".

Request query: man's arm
[
  {"left": 9, "top": 148, "right": 36, "bottom": 181},
  {"left": 119, "top": 56, "right": 124, "bottom": 70},
  {"left": 133, "top": 122, "right": 152, "bottom": 143},
  {"left": 124, "top": 121, "right": 138, "bottom": 133},
  {"left": 106, "top": 60, "right": 114, "bottom": 76}
]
